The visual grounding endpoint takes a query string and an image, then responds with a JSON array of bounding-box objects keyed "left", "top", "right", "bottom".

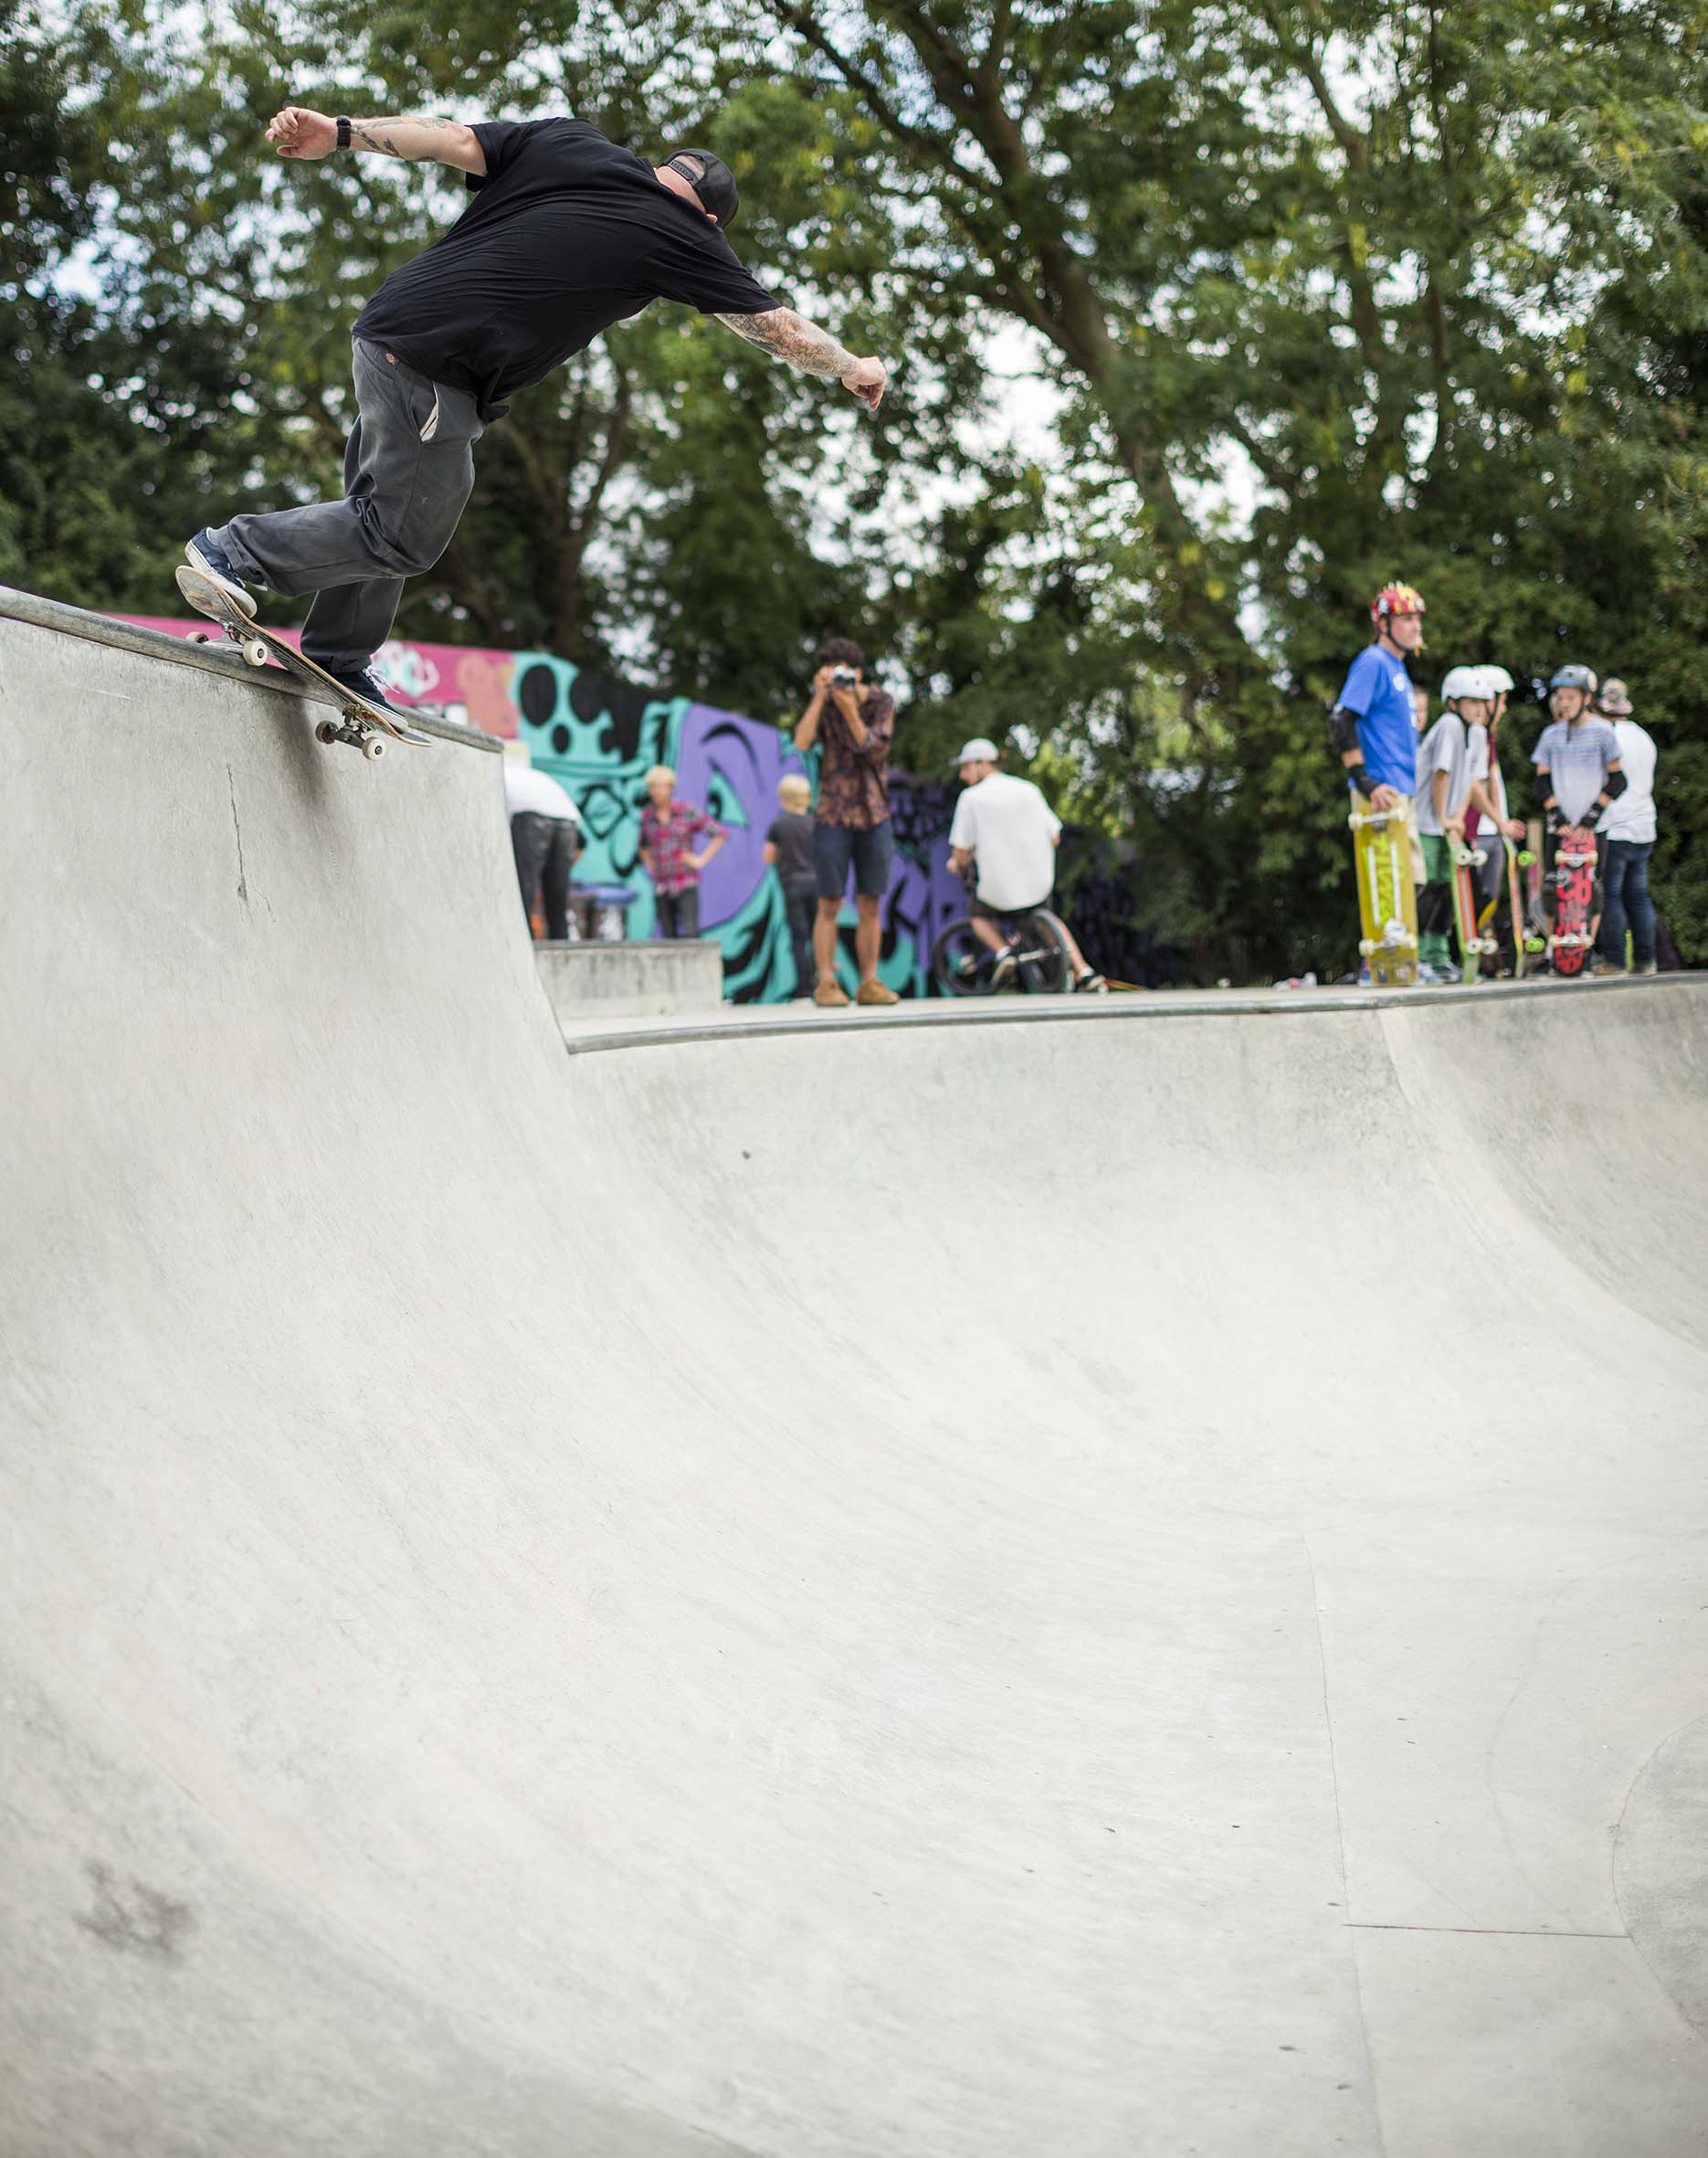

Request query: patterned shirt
[
  {"left": 638, "top": 798, "right": 716, "bottom": 895},
  {"left": 816, "top": 689, "right": 896, "bottom": 830}
]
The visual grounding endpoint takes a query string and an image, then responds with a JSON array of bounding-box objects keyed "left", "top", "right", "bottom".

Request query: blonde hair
[
  {"left": 778, "top": 773, "right": 811, "bottom": 809},
  {"left": 644, "top": 764, "right": 675, "bottom": 788}
]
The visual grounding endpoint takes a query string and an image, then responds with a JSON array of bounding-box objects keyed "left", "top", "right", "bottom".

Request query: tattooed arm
[
  {"left": 715, "top": 308, "right": 886, "bottom": 411},
  {"left": 265, "top": 107, "right": 488, "bottom": 176}
]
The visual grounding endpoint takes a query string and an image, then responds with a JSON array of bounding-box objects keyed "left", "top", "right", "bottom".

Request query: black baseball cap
[{"left": 664, "top": 148, "right": 740, "bottom": 228}]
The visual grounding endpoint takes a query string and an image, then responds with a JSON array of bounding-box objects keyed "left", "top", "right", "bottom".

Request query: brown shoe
[
  {"left": 813, "top": 979, "right": 850, "bottom": 1007},
  {"left": 856, "top": 979, "right": 899, "bottom": 1007}
]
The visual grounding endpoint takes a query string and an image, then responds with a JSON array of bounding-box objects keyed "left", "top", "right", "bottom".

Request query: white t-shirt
[
  {"left": 1599, "top": 719, "right": 1657, "bottom": 843},
  {"left": 1413, "top": 713, "right": 1471, "bottom": 837},
  {"left": 503, "top": 761, "right": 582, "bottom": 823},
  {"left": 948, "top": 771, "right": 1061, "bottom": 909}
]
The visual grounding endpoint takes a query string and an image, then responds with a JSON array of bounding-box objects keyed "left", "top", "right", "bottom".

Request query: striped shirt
[{"left": 1532, "top": 717, "right": 1619, "bottom": 826}]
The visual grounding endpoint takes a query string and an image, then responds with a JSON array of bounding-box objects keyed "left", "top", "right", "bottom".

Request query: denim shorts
[{"left": 813, "top": 818, "right": 895, "bottom": 900}]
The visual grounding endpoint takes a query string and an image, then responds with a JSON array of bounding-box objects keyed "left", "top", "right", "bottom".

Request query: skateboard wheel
[
  {"left": 313, "top": 720, "right": 339, "bottom": 746},
  {"left": 185, "top": 629, "right": 211, "bottom": 645},
  {"left": 361, "top": 734, "right": 386, "bottom": 762}
]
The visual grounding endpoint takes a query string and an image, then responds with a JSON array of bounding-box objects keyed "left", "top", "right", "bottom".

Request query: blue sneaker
[
  {"left": 183, "top": 529, "right": 257, "bottom": 618},
  {"left": 323, "top": 664, "right": 406, "bottom": 719}
]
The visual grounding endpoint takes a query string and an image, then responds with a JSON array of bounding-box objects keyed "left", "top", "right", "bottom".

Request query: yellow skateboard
[{"left": 1348, "top": 796, "right": 1418, "bottom": 986}]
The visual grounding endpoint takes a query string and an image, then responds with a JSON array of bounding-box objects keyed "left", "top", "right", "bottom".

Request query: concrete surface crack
[{"left": 227, "top": 764, "right": 248, "bottom": 907}]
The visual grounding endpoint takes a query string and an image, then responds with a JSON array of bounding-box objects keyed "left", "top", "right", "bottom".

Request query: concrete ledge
[{"left": 534, "top": 938, "right": 724, "bottom": 1022}]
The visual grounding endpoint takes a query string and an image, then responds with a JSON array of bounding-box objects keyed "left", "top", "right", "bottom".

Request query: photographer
[{"left": 794, "top": 638, "right": 898, "bottom": 1007}]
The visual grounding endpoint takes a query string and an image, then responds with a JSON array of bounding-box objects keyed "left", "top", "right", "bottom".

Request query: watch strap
[{"left": 335, "top": 115, "right": 352, "bottom": 151}]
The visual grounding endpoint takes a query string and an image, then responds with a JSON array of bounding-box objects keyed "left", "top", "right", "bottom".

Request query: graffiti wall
[{"left": 119, "top": 618, "right": 963, "bottom": 1000}]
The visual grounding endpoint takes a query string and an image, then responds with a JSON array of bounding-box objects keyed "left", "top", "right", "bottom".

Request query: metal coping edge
[
  {"left": 0, "top": 581, "right": 500, "bottom": 752},
  {"left": 558, "top": 972, "right": 1703, "bottom": 1058}
]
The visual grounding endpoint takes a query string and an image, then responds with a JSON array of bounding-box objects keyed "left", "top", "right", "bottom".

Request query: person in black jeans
[
  {"left": 174, "top": 108, "right": 885, "bottom": 710},
  {"left": 503, "top": 747, "right": 583, "bottom": 939},
  {"left": 764, "top": 775, "right": 817, "bottom": 997}
]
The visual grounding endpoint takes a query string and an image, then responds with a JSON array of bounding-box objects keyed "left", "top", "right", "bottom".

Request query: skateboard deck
[
  {"left": 1548, "top": 821, "right": 1598, "bottom": 977},
  {"left": 1523, "top": 819, "right": 1549, "bottom": 967},
  {"left": 1501, "top": 834, "right": 1544, "bottom": 979},
  {"left": 1449, "top": 840, "right": 1494, "bottom": 985},
  {"left": 175, "top": 566, "right": 427, "bottom": 758},
  {"left": 1348, "top": 796, "right": 1418, "bottom": 986}
]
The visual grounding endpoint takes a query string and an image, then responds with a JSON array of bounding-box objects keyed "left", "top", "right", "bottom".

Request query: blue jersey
[{"left": 1335, "top": 644, "right": 1417, "bottom": 794}]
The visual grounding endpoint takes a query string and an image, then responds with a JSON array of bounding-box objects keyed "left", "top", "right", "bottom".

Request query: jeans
[
  {"left": 209, "top": 340, "right": 483, "bottom": 676},
  {"left": 511, "top": 813, "right": 580, "bottom": 941},
  {"left": 1599, "top": 838, "right": 1656, "bottom": 966},
  {"left": 655, "top": 887, "right": 701, "bottom": 939},
  {"left": 783, "top": 881, "right": 817, "bottom": 996}
]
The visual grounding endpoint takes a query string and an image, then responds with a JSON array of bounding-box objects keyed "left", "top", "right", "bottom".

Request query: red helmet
[{"left": 1371, "top": 582, "right": 1427, "bottom": 628}]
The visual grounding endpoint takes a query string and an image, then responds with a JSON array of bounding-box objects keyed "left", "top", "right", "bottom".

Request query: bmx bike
[{"left": 930, "top": 904, "right": 1076, "bottom": 998}]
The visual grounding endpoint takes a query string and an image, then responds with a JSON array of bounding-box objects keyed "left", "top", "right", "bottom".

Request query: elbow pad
[
  {"left": 1534, "top": 768, "right": 1555, "bottom": 810},
  {"left": 1604, "top": 768, "right": 1628, "bottom": 800},
  {"left": 1327, "top": 704, "right": 1363, "bottom": 757}
]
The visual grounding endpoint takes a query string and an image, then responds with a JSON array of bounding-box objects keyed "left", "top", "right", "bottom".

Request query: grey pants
[{"left": 208, "top": 340, "right": 483, "bottom": 676}]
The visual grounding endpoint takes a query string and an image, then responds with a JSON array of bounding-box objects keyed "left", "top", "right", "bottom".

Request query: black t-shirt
[
  {"left": 353, "top": 119, "right": 777, "bottom": 420},
  {"left": 766, "top": 809, "right": 817, "bottom": 886}
]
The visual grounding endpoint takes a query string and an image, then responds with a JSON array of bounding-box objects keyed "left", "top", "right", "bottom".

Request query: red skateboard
[{"left": 1548, "top": 823, "right": 1598, "bottom": 978}]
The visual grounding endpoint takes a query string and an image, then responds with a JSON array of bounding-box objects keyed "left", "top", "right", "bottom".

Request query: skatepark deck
[{"left": 3, "top": 585, "right": 1706, "bottom": 2157}]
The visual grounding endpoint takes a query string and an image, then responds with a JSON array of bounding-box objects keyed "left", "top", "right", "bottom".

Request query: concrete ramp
[{"left": 3, "top": 588, "right": 1707, "bottom": 2158}]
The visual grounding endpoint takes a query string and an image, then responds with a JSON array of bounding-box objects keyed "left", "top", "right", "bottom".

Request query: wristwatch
[{"left": 335, "top": 115, "right": 352, "bottom": 152}]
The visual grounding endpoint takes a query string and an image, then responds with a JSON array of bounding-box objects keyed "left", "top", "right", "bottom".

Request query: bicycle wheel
[
  {"left": 930, "top": 916, "right": 994, "bottom": 997},
  {"left": 1013, "top": 909, "right": 1074, "bottom": 995}
]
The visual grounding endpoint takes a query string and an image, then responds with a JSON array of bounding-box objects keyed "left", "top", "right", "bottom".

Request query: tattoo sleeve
[
  {"left": 348, "top": 116, "right": 468, "bottom": 162},
  {"left": 714, "top": 307, "right": 858, "bottom": 381}
]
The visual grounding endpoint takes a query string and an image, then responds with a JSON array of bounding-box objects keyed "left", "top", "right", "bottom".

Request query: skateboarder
[
  {"left": 180, "top": 107, "right": 887, "bottom": 711},
  {"left": 1413, "top": 666, "right": 1493, "bottom": 983},
  {"left": 1531, "top": 665, "right": 1625, "bottom": 949},
  {"left": 1461, "top": 665, "right": 1525, "bottom": 968},
  {"left": 1327, "top": 583, "right": 1428, "bottom": 817}
]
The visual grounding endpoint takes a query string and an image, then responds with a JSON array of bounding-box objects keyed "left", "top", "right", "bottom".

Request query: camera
[{"left": 830, "top": 665, "right": 859, "bottom": 690}]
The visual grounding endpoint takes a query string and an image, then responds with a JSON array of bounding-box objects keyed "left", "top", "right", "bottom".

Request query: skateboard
[
  {"left": 1547, "top": 821, "right": 1598, "bottom": 977},
  {"left": 1501, "top": 832, "right": 1545, "bottom": 978},
  {"left": 1449, "top": 839, "right": 1495, "bottom": 985},
  {"left": 1523, "top": 819, "right": 1551, "bottom": 968},
  {"left": 175, "top": 566, "right": 428, "bottom": 760},
  {"left": 1348, "top": 796, "right": 1418, "bottom": 986}
]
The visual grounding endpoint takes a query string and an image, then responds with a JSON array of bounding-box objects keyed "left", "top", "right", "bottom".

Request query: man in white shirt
[
  {"left": 1593, "top": 679, "right": 1660, "bottom": 974},
  {"left": 502, "top": 741, "right": 584, "bottom": 940},
  {"left": 945, "top": 740, "right": 1105, "bottom": 991}
]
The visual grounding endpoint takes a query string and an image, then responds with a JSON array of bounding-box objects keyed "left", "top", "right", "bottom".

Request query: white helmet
[
  {"left": 1439, "top": 665, "right": 1485, "bottom": 703},
  {"left": 1472, "top": 664, "right": 1514, "bottom": 696}
]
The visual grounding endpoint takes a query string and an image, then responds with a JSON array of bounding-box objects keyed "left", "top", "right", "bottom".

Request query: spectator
[
  {"left": 1593, "top": 678, "right": 1659, "bottom": 976},
  {"left": 764, "top": 773, "right": 818, "bottom": 999},
  {"left": 794, "top": 637, "right": 900, "bottom": 1008},
  {"left": 638, "top": 764, "right": 724, "bottom": 939},
  {"left": 1532, "top": 665, "right": 1624, "bottom": 956},
  {"left": 1461, "top": 665, "right": 1525, "bottom": 969},
  {"left": 502, "top": 742, "right": 583, "bottom": 941},
  {"left": 1413, "top": 666, "right": 1493, "bottom": 984},
  {"left": 945, "top": 739, "right": 1106, "bottom": 992}
]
